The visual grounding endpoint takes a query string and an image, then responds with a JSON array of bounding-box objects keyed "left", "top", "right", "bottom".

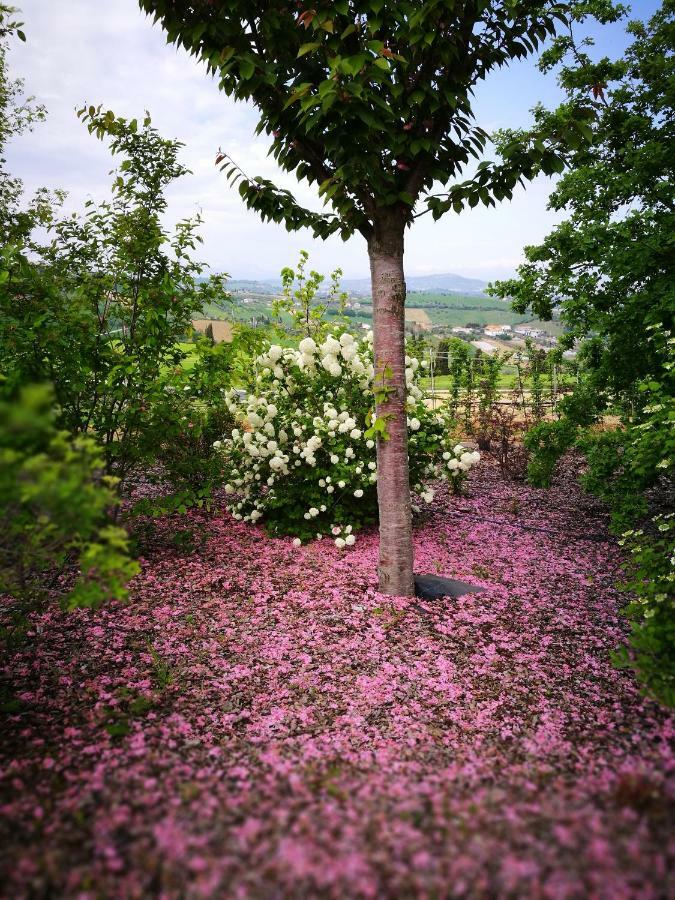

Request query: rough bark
[{"left": 368, "top": 211, "right": 414, "bottom": 596}]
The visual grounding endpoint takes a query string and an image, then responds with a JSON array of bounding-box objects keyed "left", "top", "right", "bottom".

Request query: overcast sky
[{"left": 5, "top": 1, "right": 657, "bottom": 281}]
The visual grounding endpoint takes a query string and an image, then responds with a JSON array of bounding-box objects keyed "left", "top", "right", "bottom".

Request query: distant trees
[{"left": 139, "top": 0, "right": 618, "bottom": 594}]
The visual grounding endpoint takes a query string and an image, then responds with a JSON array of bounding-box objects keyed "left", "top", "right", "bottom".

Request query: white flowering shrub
[{"left": 216, "top": 331, "right": 480, "bottom": 545}]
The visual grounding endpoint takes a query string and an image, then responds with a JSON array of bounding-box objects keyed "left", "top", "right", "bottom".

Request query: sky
[{"left": 5, "top": 0, "right": 659, "bottom": 281}]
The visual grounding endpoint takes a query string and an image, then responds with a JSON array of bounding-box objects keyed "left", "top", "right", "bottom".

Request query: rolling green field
[{"left": 200, "top": 289, "right": 565, "bottom": 339}]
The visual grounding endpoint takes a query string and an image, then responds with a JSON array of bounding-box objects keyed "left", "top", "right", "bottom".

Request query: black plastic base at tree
[{"left": 414, "top": 574, "right": 486, "bottom": 600}]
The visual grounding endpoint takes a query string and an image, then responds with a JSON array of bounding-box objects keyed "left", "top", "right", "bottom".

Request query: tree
[
  {"left": 491, "top": 0, "right": 674, "bottom": 402},
  {"left": 1, "top": 106, "right": 229, "bottom": 490},
  {"left": 139, "top": 0, "right": 621, "bottom": 594}
]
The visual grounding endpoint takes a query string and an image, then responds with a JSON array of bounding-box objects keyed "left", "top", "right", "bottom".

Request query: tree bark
[{"left": 368, "top": 212, "right": 414, "bottom": 597}]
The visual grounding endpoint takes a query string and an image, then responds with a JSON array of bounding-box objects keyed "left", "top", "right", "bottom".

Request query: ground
[{"left": 1, "top": 462, "right": 673, "bottom": 897}]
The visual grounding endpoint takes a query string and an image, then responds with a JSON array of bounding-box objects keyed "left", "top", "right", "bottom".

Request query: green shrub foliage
[
  {"left": 524, "top": 419, "right": 578, "bottom": 488},
  {"left": 0, "top": 385, "right": 138, "bottom": 613}
]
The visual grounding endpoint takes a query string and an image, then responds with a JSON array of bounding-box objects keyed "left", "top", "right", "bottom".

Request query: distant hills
[
  {"left": 343, "top": 272, "right": 488, "bottom": 295},
  {"left": 227, "top": 272, "right": 488, "bottom": 297}
]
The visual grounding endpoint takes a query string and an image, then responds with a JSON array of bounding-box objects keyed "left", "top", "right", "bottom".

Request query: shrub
[
  {"left": 524, "top": 418, "right": 578, "bottom": 488},
  {"left": 615, "top": 515, "right": 675, "bottom": 706},
  {"left": 216, "top": 331, "right": 480, "bottom": 545},
  {"left": 0, "top": 385, "right": 138, "bottom": 621}
]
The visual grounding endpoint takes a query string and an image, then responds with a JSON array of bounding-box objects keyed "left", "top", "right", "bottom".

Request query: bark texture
[{"left": 368, "top": 212, "right": 414, "bottom": 596}]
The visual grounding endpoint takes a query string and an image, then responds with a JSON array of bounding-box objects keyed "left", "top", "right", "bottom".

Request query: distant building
[
  {"left": 514, "top": 326, "right": 545, "bottom": 338},
  {"left": 471, "top": 340, "right": 498, "bottom": 355},
  {"left": 451, "top": 327, "right": 473, "bottom": 335},
  {"left": 484, "top": 324, "right": 510, "bottom": 337}
]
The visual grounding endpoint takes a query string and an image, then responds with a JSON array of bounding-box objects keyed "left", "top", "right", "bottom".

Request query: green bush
[
  {"left": 524, "top": 418, "right": 578, "bottom": 488},
  {"left": 615, "top": 515, "right": 675, "bottom": 706},
  {"left": 0, "top": 385, "right": 138, "bottom": 619}
]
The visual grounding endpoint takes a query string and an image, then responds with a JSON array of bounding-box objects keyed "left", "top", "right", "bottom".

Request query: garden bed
[{"left": 1, "top": 461, "right": 673, "bottom": 897}]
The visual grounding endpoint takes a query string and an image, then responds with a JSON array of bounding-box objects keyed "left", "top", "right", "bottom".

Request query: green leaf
[
  {"left": 297, "top": 42, "right": 321, "bottom": 57},
  {"left": 239, "top": 59, "right": 255, "bottom": 80}
]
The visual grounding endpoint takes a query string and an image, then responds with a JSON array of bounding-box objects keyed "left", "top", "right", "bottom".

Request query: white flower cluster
[
  {"left": 213, "top": 331, "right": 479, "bottom": 541},
  {"left": 442, "top": 444, "right": 481, "bottom": 473}
]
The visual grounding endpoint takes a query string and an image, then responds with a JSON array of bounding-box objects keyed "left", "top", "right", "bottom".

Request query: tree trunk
[{"left": 368, "top": 212, "right": 414, "bottom": 597}]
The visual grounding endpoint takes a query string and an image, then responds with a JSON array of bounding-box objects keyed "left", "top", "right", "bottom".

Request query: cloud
[{"left": 6, "top": 0, "right": 570, "bottom": 281}]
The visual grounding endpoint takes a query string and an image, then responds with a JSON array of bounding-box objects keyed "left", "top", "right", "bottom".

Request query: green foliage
[
  {"left": 615, "top": 515, "right": 675, "bottom": 706},
  {"left": 273, "top": 249, "right": 347, "bottom": 338},
  {"left": 489, "top": 3, "right": 674, "bottom": 703},
  {"left": 491, "top": 2, "right": 674, "bottom": 404},
  {"left": 140, "top": 0, "right": 619, "bottom": 238},
  {"left": 524, "top": 419, "right": 578, "bottom": 488},
  {"left": 1, "top": 105, "right": 232, "bottom": 492},
  {"left": 0, "top": 385, "right": 139, "bottom": 615}
]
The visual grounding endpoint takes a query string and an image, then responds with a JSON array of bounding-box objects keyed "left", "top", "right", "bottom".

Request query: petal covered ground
[{"left": 1, "top": 463, "right": 673, "bottom": 898}]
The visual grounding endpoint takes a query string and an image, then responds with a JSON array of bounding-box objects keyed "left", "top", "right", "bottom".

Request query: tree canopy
[
  {"left": 140, "top": 0, "right": 621, "bottom": 237},
  {"left": 492, "top": 0, "right": 674, "bottom": 399}
]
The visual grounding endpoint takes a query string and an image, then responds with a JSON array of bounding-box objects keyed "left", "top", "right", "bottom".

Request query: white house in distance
[
  {"left": 451, "top": 327, "right": 473, "bottom": 336},
  {"left": 484, "top": 324, "right": 512, "bottom": 337},
  {"left": 514, "top": 325, "right": 545, "bottom": 338},
  {"left": 471, "top": 339, "right": 498, "bottom": 355}
]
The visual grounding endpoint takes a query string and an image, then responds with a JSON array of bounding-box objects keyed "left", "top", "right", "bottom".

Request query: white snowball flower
[
  {"left": 330, "top": 454, "right": 339, "bottom": 464},
  {"left": 268, "top": 345, "right": 283, "bottom": 362},
  {"left": 309, "top": 508, "right": 319, "bottom": 517},
  {"left": 212, "top": 440, "right": 222, "bottom": 449},
  {"left": 448, "top": 459, "right": 460, "bottom": 471},
  {"left": 409, "top": 417, "right": 421, "bottom": 431},
  {"left": 339, "top": 332, "right": 354, "bottom": 346},
  {"left": 366, "top": 439, "right": 375, "bottom": 449},
  {"left": 454, "top": 443, "right": 464, "bottom": 454},
  {"left": 224, "top": 484, "right": 234, "bottom": 494},
  {"left": 298, "top": 337, "right": 317, "bottom": 354},
  {"left": 471, "top": 450, "right": 481, "bottom": 464},
  {"left": 368, "top": 462, "right": 376, "bottom": 471},
  {"left": 345, "top": 534, "right": 356, "bottom": 546},
  {"left": 460, "top": 452, "right": 473, "bottom": 466},
  {"left": 338, "top": 480, "right": 345, "bottom": 488},
  {"left": 350, "top": 428, "right": 362, "bottom": 440},
  {"left": 335, "top": 537, "right": 346, "bottom": 549},
  {"left": 442, "top": 451, "right": 450, "bottom": 461},
  {"left": 292, "top": 538, "right": 302, "bottom": 547},
  {"left": 332, "top": 526, "right": 341, "bottom": 535},
  {"left": 327, "top": 485, "right": 334, "bottom": 493},
  {"left": 354, "top": 489, "right": 364, "bottom": 498},
  {"left": 422, "top": 490, "right": 434, "bottom": 503}
]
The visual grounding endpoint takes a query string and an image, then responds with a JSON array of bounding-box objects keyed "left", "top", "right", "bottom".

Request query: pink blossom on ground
[{"left": 1, "top": 462, "right": 673, "bottom": 897}]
